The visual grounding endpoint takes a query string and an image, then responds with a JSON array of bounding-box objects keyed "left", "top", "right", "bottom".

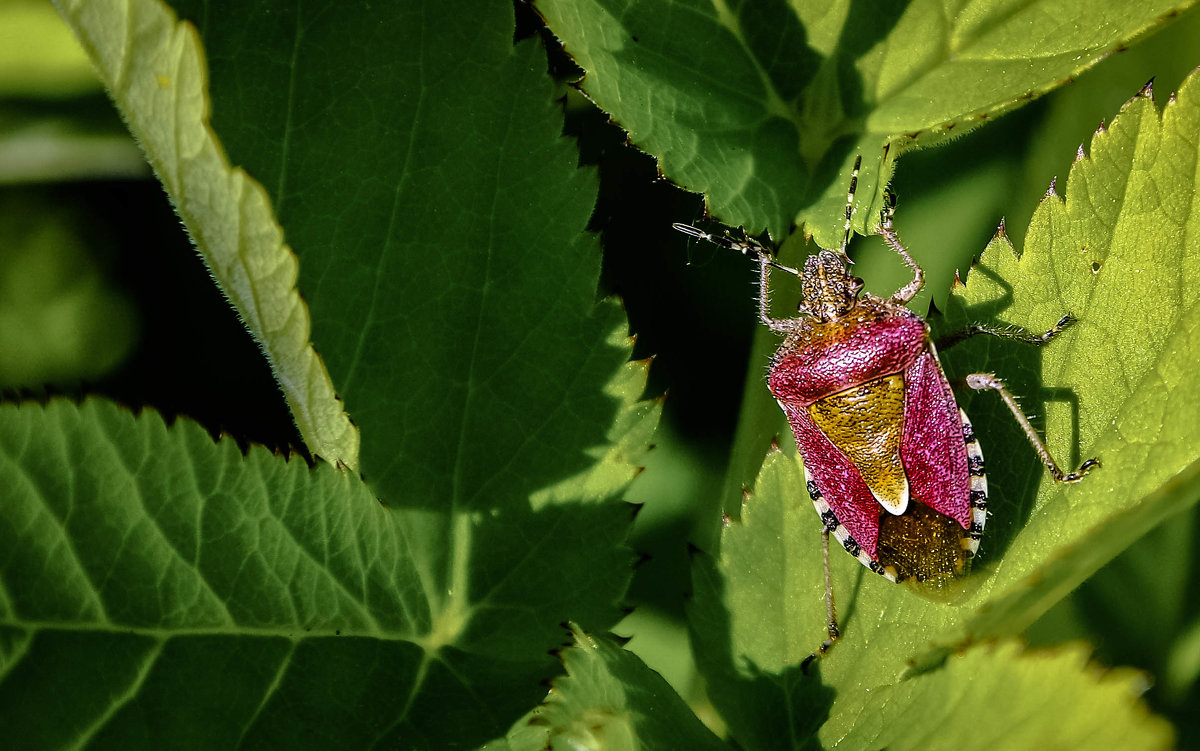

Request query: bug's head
[{"left": 798, "top": 249, "right": 863, "bottom": 321}]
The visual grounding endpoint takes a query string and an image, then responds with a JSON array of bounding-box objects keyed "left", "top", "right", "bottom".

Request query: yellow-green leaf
[{"left": 689, "top": 67, "right": 1200, "bottom": 750}]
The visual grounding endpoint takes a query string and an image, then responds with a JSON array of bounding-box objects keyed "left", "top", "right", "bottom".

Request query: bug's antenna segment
[
  {"left": 840, "top": 155, "right": 862, "bottom": 257},
  {"left": 671, "top": 222, "right": 712, "bottom": 242},
  {"left": 671, "top": 222, "right": 801, "bottom": 276}
]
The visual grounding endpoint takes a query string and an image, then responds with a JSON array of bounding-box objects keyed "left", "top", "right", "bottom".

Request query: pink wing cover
[
  {"left": 781, "top": 347, "right": 971, "bottom": 557},
  {"left": 900, "top": 350, "right": 971, "bottom": 528},
  {"left": 783, "top": 403, "right": 883, "bottom": 555}
]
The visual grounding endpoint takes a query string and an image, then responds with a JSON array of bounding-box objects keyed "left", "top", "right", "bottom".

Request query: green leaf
[
  {"left": 65, "top": 0, "right": 640, "bottom": 524},
  {"left": 943, "top": 76, "right": 1200, "bottom": 646},
  {"left": 29, "top": 1, "right": 660, "bottom": 745},
  {"left": 153, "top": 0, "right": 649, "bottom": 641},
  {"left": 535, "top": 0, "right": 1194, "bottom": 245},
  {"left": 689, "top": 66, "right": 1200, "bottom": 748},
  {"left": 1026, "top": 501, "right": 1200, "bottom": 738},
  {"left": 50, "top": 0, "right": 651, "bottom": 509},
  {"left": 837, "top": 641, "right": 1173, "bottom": 750},
  {"left": 0, "top": 400, "right": 635, "bottom": 749},
  {"left": 501, "top": 626, "right": 728, "bottom": 751}
]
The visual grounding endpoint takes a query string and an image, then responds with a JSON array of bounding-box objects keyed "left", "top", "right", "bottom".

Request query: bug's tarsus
[
  {"left": 938, "top": 314, "right": 1078, "bottom": 351},
  {"left": 965, "top": 372, "right": 1099, "bottom": 483},
  {"left": 1070, "top": 457, "right": 1102, "bottom": 481},
  {"left": 1049, "top": 313, "right": 1077, "bottom": 334},
  {"left": 800, "top": 652, "right": 818, "bottom": 673}
]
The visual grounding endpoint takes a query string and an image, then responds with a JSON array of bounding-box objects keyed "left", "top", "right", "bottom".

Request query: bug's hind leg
[
  {"left": 801, "top": 528, "right": 841, "bottom": 673},
  {"left": 965, "top": 372, "right": 1099, "bottom": 483},
  {"left": 937, "top": 314, "right": 1076, "bottom": 351}
]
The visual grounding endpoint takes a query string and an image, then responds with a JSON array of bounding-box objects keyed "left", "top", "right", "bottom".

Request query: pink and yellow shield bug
[{"left": 675, "top": 157, "right": 1097, "bottom": 662}]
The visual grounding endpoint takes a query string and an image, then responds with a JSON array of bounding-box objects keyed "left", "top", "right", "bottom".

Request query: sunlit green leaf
[
  {"left": 838, "top": 642, "right": 1173, "bottom": 750},
  {"left": 690, "top": 65, "right": 1200, "bottom": 750},
  {"left": 0, "top": 400, "right": 636, "bottom": 749}
]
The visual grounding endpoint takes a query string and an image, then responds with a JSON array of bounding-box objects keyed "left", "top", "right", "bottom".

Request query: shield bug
[{"left": 675, "top": 157, "right": 1097, "bottom": 664}]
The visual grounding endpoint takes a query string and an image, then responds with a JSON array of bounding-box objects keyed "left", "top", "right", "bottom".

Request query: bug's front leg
[
  {"left": 878, "top": 191, "right": 925, "bottom": 305},
  {"left": 965, "top": 372, "right": 1099, "bottom": 482},
  {"left": 937, "top": 314, "right": 1076, "bottom": 351}
]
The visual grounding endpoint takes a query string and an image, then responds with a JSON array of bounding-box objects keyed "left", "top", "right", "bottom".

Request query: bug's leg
[
  {"left": 758, "top": 258, "right": 776, "bottom": 327},
  {"left": 878, "top": 191, "right": 925, "bottom": 304},
  {"left": 802, "top": 528, "right": 841, "bottom": 673},
  {"left": 937, "top": 314, "right": 1076, "bottom": 351},
  {"left": 820, "top": 528, "right": 841, "bottom": 649},
  {"left": 757, "top": 254, "right": 798, "bottom": 333},
  {"left": 965, "top": 372, "right": 1100, "bottom": 482}
]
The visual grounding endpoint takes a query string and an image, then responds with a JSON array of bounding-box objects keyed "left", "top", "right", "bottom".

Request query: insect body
[
  {"left": 766, "top": 263, "right": 983, "bottom": 584},
  {"left": 674, "top": 158, "right": 1097, "bottom": 661}
]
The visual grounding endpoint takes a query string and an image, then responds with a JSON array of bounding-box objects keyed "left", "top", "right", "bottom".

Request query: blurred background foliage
[
  {"left": 0, "top": 0, "right": 300, "bottom": 450},
  {"left": 3, "top": 0, "right": 1198, "bottom": 745}
]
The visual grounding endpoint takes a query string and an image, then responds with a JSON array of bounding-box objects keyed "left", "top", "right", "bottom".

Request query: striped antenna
[
  {"left": 671, "top": 223, "right": 801, "bottom": 276},
  {"left": 840, "top": 155, "right": 862, "bottom": 257}
]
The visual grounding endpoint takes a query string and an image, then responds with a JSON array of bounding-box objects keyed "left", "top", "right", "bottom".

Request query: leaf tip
[
  {"left": 1139, "top": 77, "right": 1155, "bottom": 100},
  {"left": 1043, "top": 177, "right": 1059, "bottom": 200},
  {"left": 993, "top": 216, "right": 1008, "bottom": 242},
  {"left": 1074, "top": 144, "right": 1086, "bottom": 164},
  {"left": 987, "top": 217, "right": 1017, "bottom": 258}
]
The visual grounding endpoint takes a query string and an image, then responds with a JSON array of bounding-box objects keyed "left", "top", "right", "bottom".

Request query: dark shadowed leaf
[{"left": 536, "top": 0, "right": 1193, "bottom": 245}]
